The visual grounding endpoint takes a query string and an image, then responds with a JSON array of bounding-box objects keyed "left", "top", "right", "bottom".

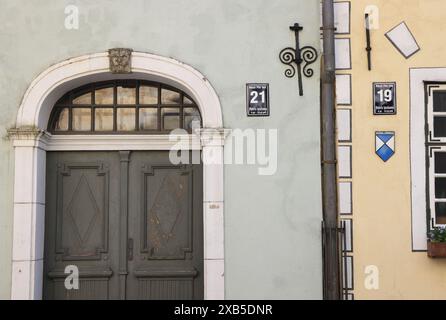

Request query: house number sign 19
[
  {"left": 246, "top": 83, "right": 270, "bottom": 117},
  {"left": 373, "top": 82, "right": 397, "bottom": 115}
]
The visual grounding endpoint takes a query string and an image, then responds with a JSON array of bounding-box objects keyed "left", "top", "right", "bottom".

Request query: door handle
[{"left": 127, "top": 238, "right": 134, "bottom": 261}]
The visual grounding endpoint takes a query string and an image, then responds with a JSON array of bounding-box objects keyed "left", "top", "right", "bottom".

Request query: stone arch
[{"left": 10, "top": 51, "right": 225, "bottom": 300}]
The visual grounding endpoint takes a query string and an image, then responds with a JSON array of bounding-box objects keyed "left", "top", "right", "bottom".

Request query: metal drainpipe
[{"left": 321, "top": 0, "right": 341, "bottom": 300}]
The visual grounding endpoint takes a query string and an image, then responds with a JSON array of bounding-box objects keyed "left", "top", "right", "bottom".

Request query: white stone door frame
[{"left": 9, "top": 52, "right": 226, "bottom": 300}]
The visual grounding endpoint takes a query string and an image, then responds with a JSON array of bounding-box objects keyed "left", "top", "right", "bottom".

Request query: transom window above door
[{"left": 48, "top": 80, "right": 202, "bottom": 133}]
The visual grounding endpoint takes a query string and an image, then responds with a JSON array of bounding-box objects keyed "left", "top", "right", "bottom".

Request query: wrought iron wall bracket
[
  {"left": 279, "top": 23, "right": 318, "bottom": 96},
  {"left": 365, "top": 14, "right": 372, "bottom": 71}
]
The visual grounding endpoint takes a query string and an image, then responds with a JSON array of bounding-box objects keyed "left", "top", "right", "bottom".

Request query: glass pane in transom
[
  {"left": 95, "top": 108, "right": 114, "bottom": 131},
  {"left": 117, "top": 108, "right": 135, "bottom": 131},
  {"left": 54, "top": 108, "right": 69, "bottom": 131},
  {"left": 184, "top": 107, "right": 201, "bottom": 130},
  {"left": 139, "top": 108, "right": 158, "bottom": 130},
  {"left": 73, "top": 92, "right": 91, "bottom": 105},
  {"left": 183, "top": 96, "right": 194, "bottom": 105},
  {"left": 161, "top": 89, "right": 181, "bottom": 104},
  {"left": 95, "top": 87, "right": 114, "bottom": 105},
  {"left": 72, "top": 108, "right": 91, "bottom": 131},
  {"left": 140, "top": 86, "right": 158, "bottom": 104},
  {"left": 117, "top": 86, "right": 136, "bottom": 104},
  {"left": 161, "top": 108, "right": 180, "bottom": 130}
]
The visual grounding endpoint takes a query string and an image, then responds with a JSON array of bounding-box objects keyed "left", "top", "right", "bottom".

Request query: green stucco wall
[{"left": 0, "top": 0, "right": 322, "bottom": 299}]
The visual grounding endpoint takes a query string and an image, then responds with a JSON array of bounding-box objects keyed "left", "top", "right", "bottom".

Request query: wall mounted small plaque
[
  {"left": 373, "top": 82, "right": 396, "bottom": 115},
  {"left": 246, "top": 83, "right": 269, "bottom": 117}
]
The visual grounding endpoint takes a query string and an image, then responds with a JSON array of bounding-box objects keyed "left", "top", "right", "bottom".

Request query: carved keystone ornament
[{"left": 108, "top": 48, "right": 133, "bottom": 73}]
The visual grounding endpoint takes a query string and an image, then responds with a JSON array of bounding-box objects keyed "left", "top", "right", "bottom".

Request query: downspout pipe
[{"left": 321, "top": 0, "right": 341, "bottom": 300}]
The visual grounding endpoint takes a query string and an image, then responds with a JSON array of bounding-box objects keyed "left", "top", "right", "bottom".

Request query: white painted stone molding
[
  {"left": 9, "top": 128, "right": 231, "bottom": 151},
  {"left": 8, "top": 127, "right": 47, "bottom": 300},
  {"left": 339, "top": 181, "right": 352, "bottom": 215},
  {"left": 337, "top": 109, "right": 352, "bottom": 142},
  {"left": 16, "top": 52, "right": 223, "bottom": 130},
  {"left": 198, "top": 128, "right": 231, "bottom": 147},
  {"left": 199, "top": 128, "right": 226, "bottom": 299},
  {"left": 335, "top": 38, "right": 351, "bottom": 70},
  {"left": 338, "top": 145, "right": 352, "bottom": 179},
  {"left": 335, "top": 74, "right": 352, "bottom": 105},
  {"left": 334, "top": 2, "right": 351, "bottom": 34},
  {"left": 319, "top": 1, "right": 351, "bottom": 35}
]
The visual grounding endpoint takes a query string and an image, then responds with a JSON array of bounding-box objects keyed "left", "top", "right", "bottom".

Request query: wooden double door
[{"left": 43, "top": 151, "right": 203, "bottom": 300}]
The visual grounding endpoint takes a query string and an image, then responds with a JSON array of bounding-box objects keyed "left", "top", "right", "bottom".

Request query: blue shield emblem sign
[{"left": 375, "top": 132, "right": 395, "bottom": 162}]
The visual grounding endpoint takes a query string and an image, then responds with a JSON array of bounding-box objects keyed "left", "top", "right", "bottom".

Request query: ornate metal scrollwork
[
  {"left": 279, "top": 47, "right": 297, "bottom": 78},
  {"left": 279, "top": 23, "right": 318, "bottom": 96}
]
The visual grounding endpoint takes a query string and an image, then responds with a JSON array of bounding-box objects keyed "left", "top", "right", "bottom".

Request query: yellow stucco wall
[{"left": 347, "top": 0, "right": 446, "bottom": 299}]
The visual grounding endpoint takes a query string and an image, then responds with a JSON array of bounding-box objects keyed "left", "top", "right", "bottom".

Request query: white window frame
[
  {"left": 426, "top": 86, "right": 446, "bottom": 227},
  {"left": 410, "top": 68, "right": 446, "bottom": 251}
]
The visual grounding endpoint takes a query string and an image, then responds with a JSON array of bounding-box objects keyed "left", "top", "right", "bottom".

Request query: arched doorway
[
  {"left": 44, "top": 80, "right": 203, "bottom": 299},
  {"left": 9, "top": 52, "right": 225, "bottom": 300}
]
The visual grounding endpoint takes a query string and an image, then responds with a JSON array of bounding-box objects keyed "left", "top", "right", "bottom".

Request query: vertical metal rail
[
  {"left": 365, "top": 14, "right": 372, "bottom": 71},
  {"left": 321, "top": 221, "right": 328, "bottom": 298},
  {"left": 322, "top": 221, "right": 347, "bottom": 300},
  {"left": 339, "top": 220, "right": 348, "bottom": 300}
]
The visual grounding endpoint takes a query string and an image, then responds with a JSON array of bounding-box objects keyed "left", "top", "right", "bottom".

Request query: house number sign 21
[{"left": 246, "top": 83, "right": 270, "bottom": 117}]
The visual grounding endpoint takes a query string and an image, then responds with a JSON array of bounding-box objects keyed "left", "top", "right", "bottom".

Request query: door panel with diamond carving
[
  {"left": 44, "top": 152, "right": 121, "bottom": 299},
  {"left": 126, "top": 152, "right": 203, "bottom": 300}
]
